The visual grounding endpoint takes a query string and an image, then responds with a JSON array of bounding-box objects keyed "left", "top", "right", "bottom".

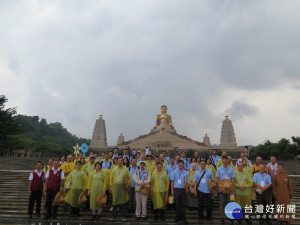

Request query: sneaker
[
  {"left": 121, "top": 217, "right": 127, "bottom": 221},
  {"left": 110, "top": 217, "right": 116, "bottom": 221}
]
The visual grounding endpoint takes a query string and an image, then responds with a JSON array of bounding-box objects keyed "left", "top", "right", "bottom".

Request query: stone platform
[{"left": 0, "top": 157, "right": 299, "bottom": 225}]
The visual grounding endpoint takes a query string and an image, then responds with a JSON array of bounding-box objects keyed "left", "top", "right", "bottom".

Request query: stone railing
[{"left": 0, "top": 149, "right": 44, "bottom": 158}]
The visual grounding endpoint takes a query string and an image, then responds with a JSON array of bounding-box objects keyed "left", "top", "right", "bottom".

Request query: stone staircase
[{"left": 0, "top": 157, "right": 299, "bottom": 225}]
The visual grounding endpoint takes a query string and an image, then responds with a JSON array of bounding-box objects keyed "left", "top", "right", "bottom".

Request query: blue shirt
[
  {"left": 101, "top": 160, "right": 112, "bottom": 169},
  {"left": 181, "top": 158, "right": 190, "bottom": 170},
  {"left": 129, "top": 166, "right": 139, "bottom": 187},
  {"left": 253, "top": 172, "right": 272, "bottom": 187},
  {"left": 137, "top": 169, "right": 147, "bottom": 181},
  {"left": 165, "top": 156, "right": 170, "bottom": 164},
  {"left": 112, "top": 154, "right": 119, "bottom": 159},
  {"left": 171, "top": 170, "right": 190, "bottom": 189},
  {"left": 165, "top": 164, "right": 177, "bottom": 180},
  {"left": 194, "top": 169, "right": 214, "bottom": 194},
  {"left": 210, "top": 155, "right": 220, "bottom": 166},
  {"left": 216, "top": 166, "right": 235, "bottom": 181}
]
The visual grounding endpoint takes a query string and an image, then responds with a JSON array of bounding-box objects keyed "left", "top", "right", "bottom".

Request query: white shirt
[
  {"left": 45, "top": 168, "right": 65, "bottom": 179},
  {"left": 28, "top": 170, "right": 43, "bottom": 181}
]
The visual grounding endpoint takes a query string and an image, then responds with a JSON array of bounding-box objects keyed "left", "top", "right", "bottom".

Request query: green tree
[{"left": 0, "top": 95, "right": 22, "bottom": 148}]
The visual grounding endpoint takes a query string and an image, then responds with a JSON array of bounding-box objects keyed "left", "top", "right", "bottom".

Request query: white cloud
[{"left": 0, "top": 0, "right": 299, "bottom": 146}]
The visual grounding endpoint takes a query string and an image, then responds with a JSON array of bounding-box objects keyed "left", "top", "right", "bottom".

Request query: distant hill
[{"left": 6, "top": 115, "right": 90, "bottom": 155}]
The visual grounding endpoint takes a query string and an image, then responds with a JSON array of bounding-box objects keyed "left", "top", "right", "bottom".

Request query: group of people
[{"left": 27, "top": 147, "right": 294, "bottom": 225}]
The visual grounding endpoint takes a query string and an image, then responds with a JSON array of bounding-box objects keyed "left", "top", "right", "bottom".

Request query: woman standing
[
  {"left": 123, "top": 157, "right": 130, "bottom": 168},
  {"left": 60, "top": 155, "right": 66, "bottom": 166},
  {"left": 87, "top": 162, "right": 107, "bottom": 220},
  {"left": 206, "top": 158, "right": 217, "bottom": 181},
  {"left": 187, "top": 163, "right": 198, "bottom": 209},
  {"left": 272, "top": 164, "right": 294, "bottom": 225}
]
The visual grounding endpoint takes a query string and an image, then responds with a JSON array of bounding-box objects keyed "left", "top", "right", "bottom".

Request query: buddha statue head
[{"left": 161, "top": 105, "right": 168, "bottom": 114}]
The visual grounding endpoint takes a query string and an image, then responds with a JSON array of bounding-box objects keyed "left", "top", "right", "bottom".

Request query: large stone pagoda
[
  {"left": 220, "top": 115, "right": 237, "bottom": 149},
  {"left": 90, "top": 114, "right": 108, "bottom": 149}
]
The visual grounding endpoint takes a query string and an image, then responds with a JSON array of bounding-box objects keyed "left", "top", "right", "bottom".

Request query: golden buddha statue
[{"left": 153, "top": 105, "right": 174, "bottom": 130}]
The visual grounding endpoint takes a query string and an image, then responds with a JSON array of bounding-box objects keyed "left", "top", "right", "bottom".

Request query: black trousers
[
  {"left": 128, "top": 187, "right": 135, "bottom": 211},
  {"left": 46, "top": 188, "right": 59, "bottom": 216},
  {"left": 197, "top": 191, "right": 213, "bottom": 220},
  {"left": 28, "top": 190, "right": 43, "bottom": 215},
  {"left": 256, "top": 189, "right": 272, "bottom": 221},
  {"left": 71, "top": 207, "right": 80, "bottom": 215},
  {"left": 112, "top": 203, "right": 127, "bottom": 218},
  {"left": 174, "top": 188, "right": 187, "bottom": 220}
]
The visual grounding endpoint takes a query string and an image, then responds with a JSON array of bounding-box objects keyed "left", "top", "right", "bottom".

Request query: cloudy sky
[{"left": 1, "top": 0, "right": 300, "bottom": 146}]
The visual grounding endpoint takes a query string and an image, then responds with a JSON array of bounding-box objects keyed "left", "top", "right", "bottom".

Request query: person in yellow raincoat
[
  {"left": 43, "top": 159, "right": 53, "bottom": 173},
  {"left": 83, "top": 155, "right": 96, "bottom": 176},
  {"left": 234, "top": 162, "right": 253, "bottom": 224},
  {"left": 151, "top": 162, "right": 169, "bottom": 221},
  {"left": 109, "top": 157, "right": 132, "bottom": 221},
  {"left": 150, "top": 156, "right": 159, "bottom": 174},
  {"left": 87, "top": 162, "right": 107, "bottom": 220},
  {"left": 187, "top": 163, "right": 198, "bottom": 208},
  {"left": 64, "top": 161, "right": 87, "bottom": 218},
  {"left": 145, "top": 154, "right": 154, "bottom": 172},
  {"left": 242, "top": 159, "right": 252, "bottom": 176},
  {"left": 206, "top": 158, "right": 217, "bottom": 181}
]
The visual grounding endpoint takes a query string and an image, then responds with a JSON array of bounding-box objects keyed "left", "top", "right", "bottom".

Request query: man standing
[
  {"left": 235, "top": 152, "right": 252, "bottom": 168},
  {"left": 180, "top": 151, "right": 190, "bottom": 171},
  {"left": 171, "top": 160, "right": 191, "bottom": 223},
  {"left": 128, "top": 158, "right": 139, "bottom": 213},
  {"left": 216, "top": 156, "right": 235, "bottom": 224},
  {"left": 110, "top": 157, "right": 132, "bottom": 221},
  {"left": 251, "top": 156, "right": 269, "bottom": 175},
  {"left": 64, "top": 161, "right": 87, "bottom": 218},
  {"left": 133, "top": 161, "right": 150, "bottom": 220},
  {"left": 44, "top": 159, "right": 64, "bottom": 219},
  {"left": 123, "top": 148, "right": 132, "bottom": 163},
  {"left": 112, "top": 148, "right": 119, "bottom": 159},
  {"left": 60, "top": 155, "right": 74, "bottom": 180},
  {"left": 28, "top": 162, "right": 44, "bottom": 219},
  {"left": 210, "top": 149, "right": 220, "bottom": 169},
  {"left": 267, "top": 156, "right": 278, "bottom": 179},
  {"left": 165, "top": 156, "right": 177, "bottom": 209},
  {"left": 83, "top": 155, "right": 96, "bottom": 176},
  {"left": 194, "top": 159, "right": 214, "bottom": 224},
  {"left": 151, "top": 162, "right": 169, "bottom": 221},
  {"left": 101, "top": 153, "right": 113, "bottom": 170},
  {"left": 253, "top": 164, "right": 272, "bottom": 225},
  {"left": 234, "top": 162, "right": 253, "bottom": 224}
]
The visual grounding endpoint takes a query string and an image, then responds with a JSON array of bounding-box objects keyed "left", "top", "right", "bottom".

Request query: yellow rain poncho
[
  {"left": 64, "top": 170, "right": 87, "bottom": 207},
  {"left": 243, "top": 166, "right": 252, "bottom": 177},
  {"left": 110, "top": 166, "right": 132, "bottom": 205},
  {"left": 217, "top": 157, "right": 234, "bottom": 168},
  {"left": 146, "top": 160, "right": 154, "bottom": 172},
  {"left": 87, "top": 170, "right": 107, "bottom": 210},
  {"left": 83, "top": 162, "right": 95, "bottom": 176},
  {"left": 103, "top": 169, "right": 112, "bottom": 190},
  {"left": 234, "top": 169, "right": 253, "bottom": 208},
  {"left": 151, "top": 170, "right": 169, "bottom": 209},
  {"left": 206, "top": 164, "right": 217, "bottom": 181}
]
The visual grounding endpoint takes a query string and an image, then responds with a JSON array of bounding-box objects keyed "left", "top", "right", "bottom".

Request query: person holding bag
[
  {"left": 194, "top": 159, "right": 214, "bottom": 224},
  {"left": 133, "top": 161, "right": 150, "bottom": 220}
]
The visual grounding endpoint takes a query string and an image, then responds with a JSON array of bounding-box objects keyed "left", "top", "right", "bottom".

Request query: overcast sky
[{"left": 1, "top": 0, "right": 300, "bottom": 146}]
